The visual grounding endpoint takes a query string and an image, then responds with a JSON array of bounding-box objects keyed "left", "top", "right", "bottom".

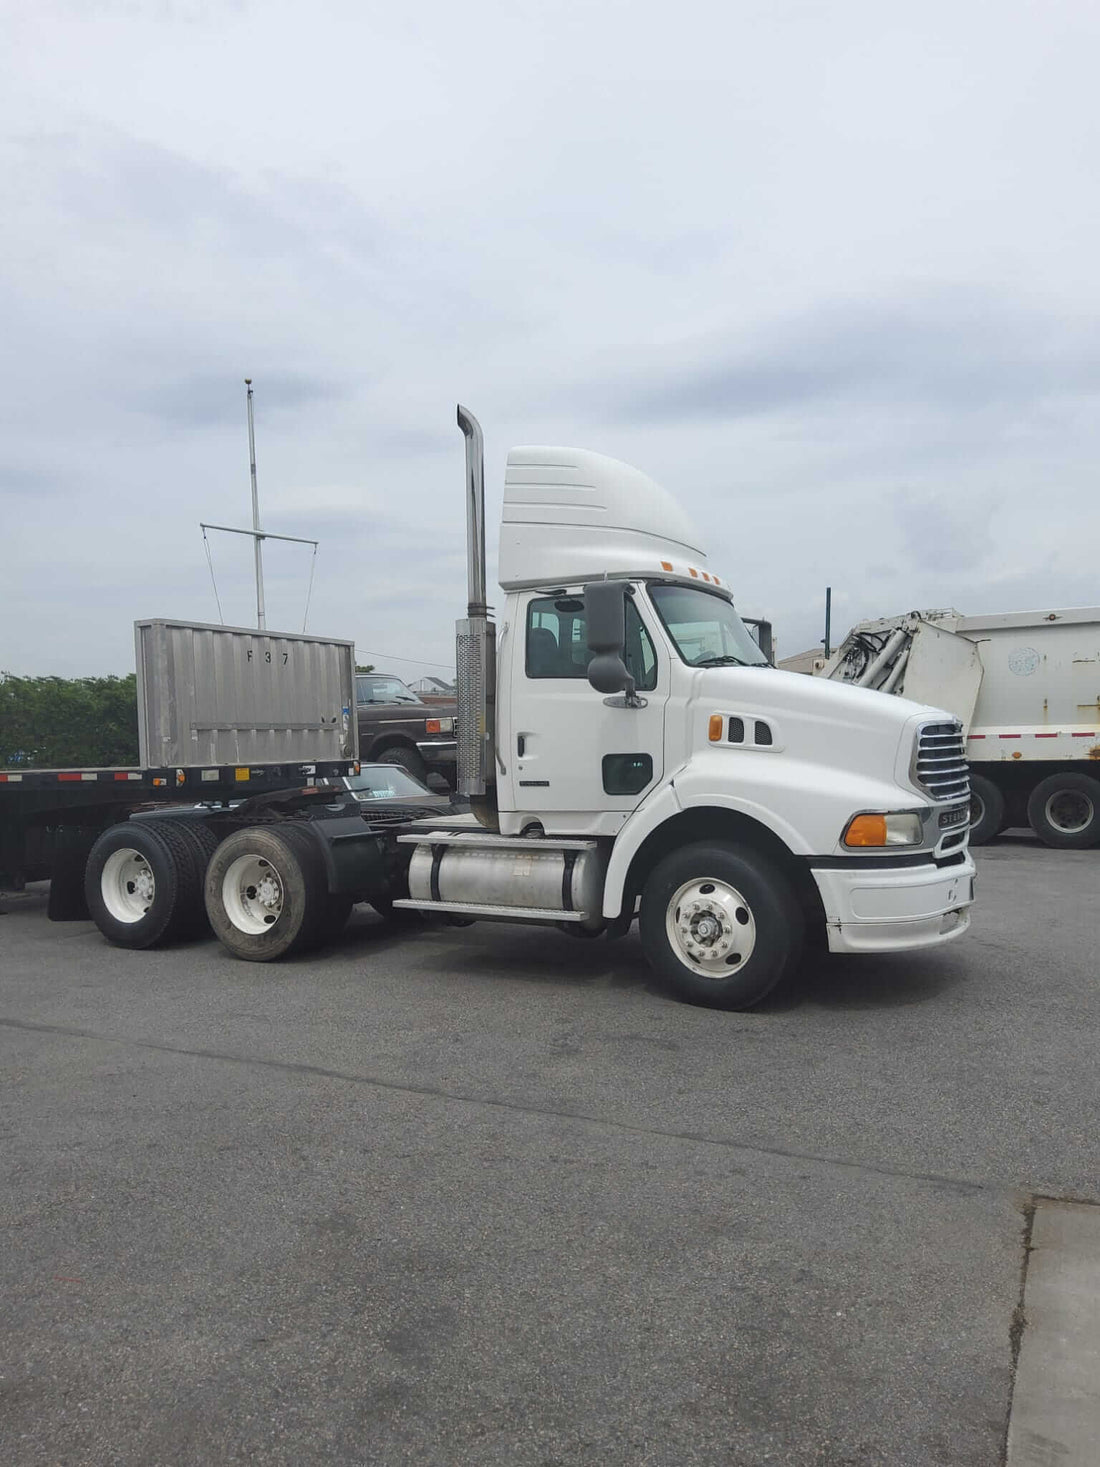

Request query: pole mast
[{"left": 245, "top": 378, "right": 266, "bottom": 630}]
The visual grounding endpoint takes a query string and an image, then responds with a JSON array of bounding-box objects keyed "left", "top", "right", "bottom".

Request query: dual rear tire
[
  {"left": 1026, "top": 772, "right": 1100, "bottom": 850},
  {"left": 204, "top": 824, "right": 345, "bottom": 961},
  {"left": 86, "top": 818, "right": 355, "bottom": 959},
  {"left": 970, "top": 771, "right": 1100, "bottom": 849},
  {"left": 84, "top": 818, "right": 218, "bottom": 949}
]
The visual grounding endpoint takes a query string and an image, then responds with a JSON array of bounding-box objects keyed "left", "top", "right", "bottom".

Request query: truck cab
[{"left": 394, "top": 416, "right": 977, "bottom": 1010}]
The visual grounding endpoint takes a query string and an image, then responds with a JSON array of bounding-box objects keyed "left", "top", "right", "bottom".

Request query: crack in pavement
[{"left": 0, "top": 1013, "right": 1013, "bottom": 1198}]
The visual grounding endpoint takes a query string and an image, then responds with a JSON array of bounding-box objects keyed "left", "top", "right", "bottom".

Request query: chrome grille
[{"left": 913, "top": 720, "right": 969, "bottom": 803}]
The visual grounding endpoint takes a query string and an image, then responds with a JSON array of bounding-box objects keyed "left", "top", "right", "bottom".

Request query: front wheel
[{"left": 640, "top": 842, "right": 803, "bottom": 1010}]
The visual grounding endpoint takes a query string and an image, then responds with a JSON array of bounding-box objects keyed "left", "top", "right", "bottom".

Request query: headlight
[{"left": 843, "top": 812, "right": 923, "bottom": 848}]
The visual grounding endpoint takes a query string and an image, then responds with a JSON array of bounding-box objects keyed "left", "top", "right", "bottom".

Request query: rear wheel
[
  {"left": 640, "top": 842, "right": 803, "bottom": 1010},
  {"left": 85, "top": 820, "right": 201, "bottom": 949},
  {"left": 205, "top": 824, "right": 329, "bottom": 961},
  {"left": 1026, "top": 773, "right": 1100, "bottom": 849},
  {"left": 968, "top": 774, "right": 1006, "bottom": 846},
  {"left": 170, "top": 819, "right": 221, "bottom": 935}
]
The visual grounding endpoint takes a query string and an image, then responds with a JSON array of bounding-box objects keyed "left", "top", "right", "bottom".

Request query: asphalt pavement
[{"left": 2, "top": 834, "right": 1098, "bottom": 1465}]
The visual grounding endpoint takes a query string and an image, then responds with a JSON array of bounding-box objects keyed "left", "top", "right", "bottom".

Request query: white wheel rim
[
  {"left": 1045, "top": 790, "right": 1094, "bottom": 835},
  {"left": 101, "top": 847, "right": 156, "bottom": 924},
  {"left": 666, "top": 877, "right": 756, "bottom": 979},
  {"left": 222, "top": 852, "right": 287, "bottom": 935}
]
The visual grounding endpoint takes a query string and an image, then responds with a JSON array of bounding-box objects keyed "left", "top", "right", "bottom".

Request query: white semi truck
[
  {"left": 821, "top": 608, "right": 1100, "bottom": 848},
  {"left": 10, "top": 408, "right": 976, "bottom": 1009}
]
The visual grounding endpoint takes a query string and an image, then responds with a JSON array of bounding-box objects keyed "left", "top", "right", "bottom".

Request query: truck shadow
[
  {"left": 333, "top": 910, "right": 671, "bottom": 998},
  {"left": 770, "top": 948, "right": 970, "bottom": 1012},
  {"left": 332, "top": 910, "right": 967, "bottom": 1013}
]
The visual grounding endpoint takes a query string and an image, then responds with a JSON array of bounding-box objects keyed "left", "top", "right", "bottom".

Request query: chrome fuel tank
[{"left": 407, "top": 836, "right": 605, "bottom": 924}]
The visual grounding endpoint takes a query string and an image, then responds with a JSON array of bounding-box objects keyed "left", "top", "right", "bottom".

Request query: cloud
[
  {"left": 2, "top": 0, "right": 1100, "bottom": 686},
  {"left": 130, "top": 373, "right": 343, "bottom": 429},
  {"left": 586, "top": 288, "right": 1100, "bottom": 426}
]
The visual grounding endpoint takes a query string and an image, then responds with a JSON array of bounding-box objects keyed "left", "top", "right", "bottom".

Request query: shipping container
[{"left": 135, "top": 619, "right": 356, "bottom": 768}]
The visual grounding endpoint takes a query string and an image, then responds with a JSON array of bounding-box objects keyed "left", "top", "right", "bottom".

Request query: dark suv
[{"left": 355, "top": 673, "right": 457, "bottom": 789}]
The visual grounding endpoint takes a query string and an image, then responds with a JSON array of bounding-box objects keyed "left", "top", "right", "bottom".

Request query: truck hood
[
  {"left": 691, "top": 666, "right": 955, "bottom": 797},
  {"left": 706, "top": 667, "right": 951, "bottom": 731}
]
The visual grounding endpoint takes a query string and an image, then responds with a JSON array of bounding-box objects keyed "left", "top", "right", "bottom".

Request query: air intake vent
[{"left": 913, "top": 721, "right": 969, "bottom": 804}]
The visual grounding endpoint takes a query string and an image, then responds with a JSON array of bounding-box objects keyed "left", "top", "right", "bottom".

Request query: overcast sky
[{"left": 3, "top": 0, "right": 1098, "bottom": 679}]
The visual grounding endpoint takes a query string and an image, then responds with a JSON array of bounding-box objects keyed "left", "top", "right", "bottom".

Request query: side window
[
  {"left": 525, "top": 594, "right": 659, "bottom": 690},
  {"left": 526, "top": 597, "right": 589, "bottom": 678}
]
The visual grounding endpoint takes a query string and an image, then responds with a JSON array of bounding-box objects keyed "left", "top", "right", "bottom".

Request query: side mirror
[
  {"left": 584, "top": 581, "right": 635, "bottom": 699},
  {"left": 744, "top": 617, "right": 775, "bottom": 665}
]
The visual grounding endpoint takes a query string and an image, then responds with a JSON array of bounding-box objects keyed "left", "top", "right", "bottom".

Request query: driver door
[{"left": 501, "top": 587, "right": 667, "bottom": 834}]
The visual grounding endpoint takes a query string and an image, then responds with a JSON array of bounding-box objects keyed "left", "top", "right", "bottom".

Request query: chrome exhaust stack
[{"left": 456, "top": 405, "right": 498, "bottom": 826}]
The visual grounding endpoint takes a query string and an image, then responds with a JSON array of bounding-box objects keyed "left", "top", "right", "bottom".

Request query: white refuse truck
[
  {"left": 821, "top": 608, "right": 1100, "bottom": 848},
  {"left": 18, "top": 408, "right": 977, "bottom": 1009}
]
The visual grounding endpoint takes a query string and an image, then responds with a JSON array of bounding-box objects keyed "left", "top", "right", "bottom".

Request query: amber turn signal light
[{"left": 843, "top": 814, "right": 887, "bottom": 846}]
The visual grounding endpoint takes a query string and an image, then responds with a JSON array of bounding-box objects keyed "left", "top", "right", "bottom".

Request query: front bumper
[
  {"left": 811, "top": 854, "right": 976, "bottom": 954},
  {"left": 416, "top": 739, "right": 457, "bottom": 766}
]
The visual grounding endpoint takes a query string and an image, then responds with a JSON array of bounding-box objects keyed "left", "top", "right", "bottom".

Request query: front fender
[
  {"left": 602, "top": 780, "right": 682, "bottom": 918},
  {"left": 602, "top": 780, "right": 810, "bottom": 919},
  {"left": 601, "top": 749, "right": 919, "bottom": 918}
]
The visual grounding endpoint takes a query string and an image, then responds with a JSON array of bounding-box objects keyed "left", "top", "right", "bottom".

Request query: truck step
[
  {"left": 395, "top": 831, "right": 597, "bottom": 852},
  {"left": 391, "top": 898, "right": 590, "bottom": 922}
]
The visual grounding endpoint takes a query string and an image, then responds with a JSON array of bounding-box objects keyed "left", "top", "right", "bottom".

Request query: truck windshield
[
  {"left": 343, "top": 766, "right": 430, "bottom": 799},
  {"left": 648, "top": 584, "right": 770, "bottom": 668},
  {"left": 356, "top": 675, "right": 422, "bottom": 705}
]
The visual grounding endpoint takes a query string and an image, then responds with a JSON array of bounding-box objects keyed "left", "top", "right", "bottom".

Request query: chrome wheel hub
[{"left": 666, "top": 878, "right": 757, "bottom": 979}]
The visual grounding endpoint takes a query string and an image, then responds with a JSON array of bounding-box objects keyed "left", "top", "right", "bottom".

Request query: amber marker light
[{"left": 708, "top": 714, "right": 725, "bottom": 742}]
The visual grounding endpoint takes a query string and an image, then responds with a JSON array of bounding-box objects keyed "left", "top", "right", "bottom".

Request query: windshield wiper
[{"left": 693, "top": 655, "right": 752, "bottom": 668}]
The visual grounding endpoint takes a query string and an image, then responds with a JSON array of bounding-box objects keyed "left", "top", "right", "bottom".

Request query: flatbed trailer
[{"left": 0, "top": 759, "right": 363, "bottom": 916}]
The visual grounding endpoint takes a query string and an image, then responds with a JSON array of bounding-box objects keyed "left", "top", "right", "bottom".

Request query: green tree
[{"left": 0, "top": 673, "right": 140, "bottom": 768}]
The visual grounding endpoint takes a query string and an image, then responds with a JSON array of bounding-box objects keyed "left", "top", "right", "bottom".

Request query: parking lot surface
[{"left": 2, "top": 835, "right": 1098, "bottom": 1466}]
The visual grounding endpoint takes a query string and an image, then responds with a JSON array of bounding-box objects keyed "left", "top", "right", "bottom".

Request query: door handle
[{"left": 517, "top": 734, "right": 526, "bottom": 757}]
